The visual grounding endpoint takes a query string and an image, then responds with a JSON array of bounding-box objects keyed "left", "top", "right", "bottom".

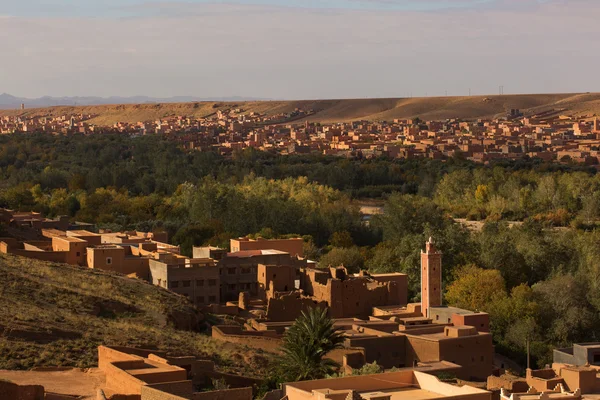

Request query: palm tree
[{"left": 277, "top": 307, "right": 345, "bottom": 382}]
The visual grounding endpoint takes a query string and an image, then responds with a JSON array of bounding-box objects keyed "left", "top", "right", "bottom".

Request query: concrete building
[
  {"left": 149, "top": 255, "right": 220, "bottom": 307},
  {"left": 554, "top": 343, "right": 600, "bottom": 367},
  {"left": 230, "top": 237, "right": 304, "bottom": 257}
]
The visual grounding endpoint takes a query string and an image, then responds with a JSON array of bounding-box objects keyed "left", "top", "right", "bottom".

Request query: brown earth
[{"left": 1, "top": 93, "right": 600, "bottom": 125}]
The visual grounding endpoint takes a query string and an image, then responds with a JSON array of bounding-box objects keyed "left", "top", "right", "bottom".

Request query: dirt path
[{"left": 0, "top": 368, "right": 105, "bottom": 399}]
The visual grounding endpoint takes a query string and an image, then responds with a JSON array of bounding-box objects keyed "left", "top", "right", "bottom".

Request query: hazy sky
[{"left": 1, "top": 0, "right": 598, "bottom": 99}]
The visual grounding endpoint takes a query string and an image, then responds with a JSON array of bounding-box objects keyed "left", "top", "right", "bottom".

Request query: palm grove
[{"left": 1, "top": 133, "right": 600, "bottom": 368}]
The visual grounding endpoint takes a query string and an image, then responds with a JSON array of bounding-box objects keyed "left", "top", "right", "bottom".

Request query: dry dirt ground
[
  {"left": 0, "top": 368, "right": 105, "bottom": 399},
  {"left": 2, "top": 93, "right": 600, "bottom": 125}
]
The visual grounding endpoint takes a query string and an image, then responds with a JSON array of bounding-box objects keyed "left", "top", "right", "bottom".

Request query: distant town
[{"left": 3, "top": 105, "right": 600, "bottom": 165}]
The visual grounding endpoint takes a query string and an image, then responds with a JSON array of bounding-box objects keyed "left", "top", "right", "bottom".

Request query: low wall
[
  {"left": 211, "top": 326, "right": 282, "bottom": 352},
  {"left": 9, "top": 248, "right": 69, "bottom": 263},
  {"left": 104, "top": 360, "right": 147, "bottom": 395},
  {"left": 99, "top": 346, "right": 168, "bottom": 371},
  {"left": 192, "top": 387, "right": 252, "bottom": 400},
  {"left": 143, "top": 381, "right": 193, "bottom": 398},
  {"left": 0, "top": 380, "right": 44, "bottom": 400},
  {"left": 140, "top": 386, "right": 186, "bottom": 400}
]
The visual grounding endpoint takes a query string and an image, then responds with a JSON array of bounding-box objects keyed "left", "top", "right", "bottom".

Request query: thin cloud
[{"left": 0, "top": 1, "right": 598, "bottom": 98}]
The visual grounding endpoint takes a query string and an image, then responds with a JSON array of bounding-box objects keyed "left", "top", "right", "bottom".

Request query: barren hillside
[
  {"left": 1, "top": 93, "right": 600, "bottom": 125},
  {"left": 0, "top": 254, "right": 271, "bottom": 376}
]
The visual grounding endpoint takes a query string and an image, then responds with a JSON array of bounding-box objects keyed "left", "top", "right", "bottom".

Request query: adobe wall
[
  {"left": 371, "top": 274, "right": 408, "bottom": 306},
  {"left": 9, "top": 248, "right": 69, "bottom": 263},
  {"left": 526, "top": 369, "right": 565, "bottom": 393},
  {"left": 191, "top": 387, "right": 253, "bottom": 400},
  {"left": 104, "top": 361, "right": 146, "bottom": 395},
  {"left": 486, "top": 375, "right": 529, "bottom": 392},
  {"left": 140, "top": 386, "right": 186, "bottom": 400},
  {"left": 452, "top": 314, "right": 490, "bottom": 333},
  {"left": 265, "top": 293, "right": 327, "bottom": 322},
  {"left": 438, "top": 335, "right": 494, "bottom": 380},
  {"left": 345, "top": 335, "right": 406, "bottom": 369},
  {"left": 0, "top": 380, "right": 44, "bottom": 400},
  {"left": 140, "top": 381, "right": 193, "bottom": 399},
  {"left": 99, "top": 346, "right": 155, "bottom": 371},
  {"left": 405, "top": 336, "right": 441, "bottom": 367},
  {"left": 258, "top": 264, "right": 296, "bottom": 300},
  {"left": 554, "top": 366, "right": 597, "bottom": 394},
  {"left": 211, "top": 326, "right": 282, "bottom": 352}
]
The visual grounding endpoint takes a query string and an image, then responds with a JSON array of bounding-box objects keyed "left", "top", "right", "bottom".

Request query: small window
[
  {"left": 436, "top": 315, "right": 439, "bottom": 321},
  {"left": 208, "top": 279, "right": 217, "bottom": 287},
  {"left": 106, "top": 257, "right": 112, "bottom": 265},
  {"left": 228, "top": 284, "right": 236, "bottom": 290},
  {"left": 196, "top": 280, "right": 204, "bottom": 287},
  {"left": 76, "top": 252, "right": 81, "bottom": 257},
  {"left": 447, "top": 318, "right": 451, "bottom": 323},
  {"left": 228, "top": 268, "right": 236, "bottom": 275},
  {"left": 171, "top": 281, "right": 179, "bottom": 288},
  {"left": 183, "top": 280, "right": 191, "bottom": 288}
]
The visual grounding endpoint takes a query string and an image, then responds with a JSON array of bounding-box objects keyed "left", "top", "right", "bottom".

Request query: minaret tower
[{"left": 421, "top": 237, "right": 442, "bottom": 318}]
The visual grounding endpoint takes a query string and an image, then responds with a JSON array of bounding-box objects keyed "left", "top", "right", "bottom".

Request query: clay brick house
[
  {"left": 87, "top": 245, "right": 152, "bottom": 280},
  {"left": 216, "top": 250, "right": 307, "bottom": 302}
]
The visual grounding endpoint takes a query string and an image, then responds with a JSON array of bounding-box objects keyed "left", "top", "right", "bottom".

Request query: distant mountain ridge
[{"left": 0, "top": 93, "right": 270, "bottom": 109}]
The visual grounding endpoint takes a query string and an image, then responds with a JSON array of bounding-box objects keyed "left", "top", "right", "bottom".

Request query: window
[
  {"left": 183, "top": 280, "right": 191, "bottom": 288},
  {"left": 171, "top": 281, "right": 179, "bottom": 288},
  {"left": 447, "top": 318, "right": 451, "bottom": 323},
  {"left": 436, "top": 315, "right": 439, "bottom": 321},
  {"left": 241, "top": 268, "right": 251, "bottom": 274},
  {"left": 594, "top": 354, "right": 600, "bottom": 363},
  {"left": 228, "top": 268, "right": 236, "bottom": 275},
  {"left": 196, "top": 280, "right": 204, "bottom": 287},
  {"left": 76, "top": 252, "right": 81, "bottom": 257},
  {"left": 228, "top": 284, "right": 236, "bottom": 290},
  {"left": 208, "top": 279, "right": 217, "bottom": 287},
  {"left": 106, "top": 257, "right": 112, "bottom": 265},
  {"left": 197, "top": 296, "right": 205, "bottom": 304},
  {"left": 209, "top": 296, "right": 216, "bottom": 303}
]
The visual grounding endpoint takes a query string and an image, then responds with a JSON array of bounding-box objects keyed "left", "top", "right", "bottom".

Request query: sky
[{"left": 1, "top": 0, "right": 599, "bottom": 99}]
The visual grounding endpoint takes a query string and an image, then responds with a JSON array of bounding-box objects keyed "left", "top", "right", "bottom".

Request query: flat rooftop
[{"left": 430, "top": 306, "right": 487, "bottom": 315}]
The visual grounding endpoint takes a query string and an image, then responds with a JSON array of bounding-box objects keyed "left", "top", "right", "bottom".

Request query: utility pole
[{"left": 526, "top": 337, "right": 531, "bottom": 370}]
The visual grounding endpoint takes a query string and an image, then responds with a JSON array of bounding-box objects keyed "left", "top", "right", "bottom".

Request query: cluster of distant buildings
[
  {"left": 3, "top": 107, "right": 600, "bottom": 164},
  {"left": 4, "top": 209, "right": 600, "bottom": 400}
]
